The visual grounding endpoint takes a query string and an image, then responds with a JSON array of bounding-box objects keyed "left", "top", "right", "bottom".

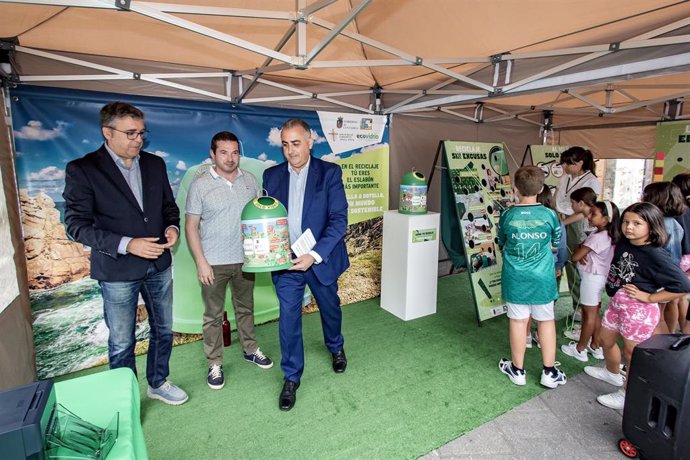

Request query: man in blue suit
[
  {"left": 263, "top": 118, "right": 350, "bottom": 411},
  {"left": 63, "top": 102, "right": 188, "bottom": 405}
]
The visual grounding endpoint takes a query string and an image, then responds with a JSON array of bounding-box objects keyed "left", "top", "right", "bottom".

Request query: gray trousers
[
  {"left": 201, "top": 263, "right": 257, "bottom": 365},
  {"left": 565, "top": 220, "right": 586, "bottom": 310}
]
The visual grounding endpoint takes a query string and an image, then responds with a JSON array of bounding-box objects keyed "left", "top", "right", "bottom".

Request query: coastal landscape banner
[{"left": 11, "top": 86, "right": 389, "bottom": 378}]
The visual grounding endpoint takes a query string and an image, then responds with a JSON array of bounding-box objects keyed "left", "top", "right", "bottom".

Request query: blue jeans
[{"left": 99, "top": 264, "right": 173, "bottom": 388}]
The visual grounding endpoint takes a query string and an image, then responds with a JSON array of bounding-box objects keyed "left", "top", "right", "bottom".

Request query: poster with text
[
  {"left": 443, "top": 141, "right": 511, "bottom": 322},
  {"left": 654, "top": 121, "right": 690, "bottom": 181},
  {"left": 527, "top": 145, "right": 570, "bottom": 191}
]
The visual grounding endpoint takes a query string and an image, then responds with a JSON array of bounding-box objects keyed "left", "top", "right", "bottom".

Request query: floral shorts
[
  {"left": 601, "top": 288, "right": 659, "bottom": 343},
  {"left": 681, "top": 254, "right": 690, "bottom": 273}
]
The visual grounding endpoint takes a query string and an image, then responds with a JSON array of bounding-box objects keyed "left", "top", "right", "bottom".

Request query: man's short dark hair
[
  {"left": 281, "top": 118, "right": 311, "bottom": 134},
  {"left": 99, "top": 102, "right": 144, "bottom": 127},
  {"left": 210, "top": 131, "right": 240, "bottom": 153},
  {"left": 514, "top": 166, "right": 545, "bottom": 196}
]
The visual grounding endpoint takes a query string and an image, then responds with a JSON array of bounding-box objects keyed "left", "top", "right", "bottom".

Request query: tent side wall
[
  {"left": 0, "top": 92, "right": 36, "bottom": 390},
  {"left": 389, "top": 114, "right": 541, "bottom": 212},
  {"left": 389, "top": 114, "right": 541, "bottom": 267},
  {"left": 556, "top": 124, "right": 657, "bottom": 159}
]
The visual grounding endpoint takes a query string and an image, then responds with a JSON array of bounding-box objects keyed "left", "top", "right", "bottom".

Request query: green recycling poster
[
  {"left": 526, "top": 145, "right": 571, "bottom": 191},
  {"left": 442, "top": 141, "right": 512, "bottom": 322},
  {"left": 653, "top": 121, "right": 690, "bottom": 181}
]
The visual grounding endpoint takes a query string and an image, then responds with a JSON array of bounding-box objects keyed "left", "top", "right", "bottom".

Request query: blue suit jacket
[
  {"left": 262, "top": 156, "right": 350, "bottom": 286},
  {"left": 63, "top": 145, "right": 180, "bottom": 281}
]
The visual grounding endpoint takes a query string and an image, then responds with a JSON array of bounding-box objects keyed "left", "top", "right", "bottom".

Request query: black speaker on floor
[{"left": 622, "top": 334, "right": 690, "bottom": 460}]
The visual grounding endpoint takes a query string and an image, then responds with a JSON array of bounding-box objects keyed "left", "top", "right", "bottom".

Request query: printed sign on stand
[{"left": 442, "top": 141, "right": 512, "bottom": 322}]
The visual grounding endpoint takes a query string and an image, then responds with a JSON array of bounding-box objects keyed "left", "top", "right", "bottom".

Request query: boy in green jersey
[{"left": 497, "top": 166, "right": 566, "bottom": 388}]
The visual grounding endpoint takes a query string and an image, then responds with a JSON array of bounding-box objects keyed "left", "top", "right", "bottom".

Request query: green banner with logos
[{"left": 341, "top": 146, "right": 390, "bottom": 225}]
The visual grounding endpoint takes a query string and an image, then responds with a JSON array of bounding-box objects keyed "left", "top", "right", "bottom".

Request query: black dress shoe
[
  {"left": 332, "top": 349, "right": 347, "bottom": 373},
  {"left": 279, "top": 380, "right": 299, "bottom": 411}
]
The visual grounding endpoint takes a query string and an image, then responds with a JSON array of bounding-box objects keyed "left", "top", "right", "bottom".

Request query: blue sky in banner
[{"left": 11, "top": 87, "right": 388, "bottom": 204}]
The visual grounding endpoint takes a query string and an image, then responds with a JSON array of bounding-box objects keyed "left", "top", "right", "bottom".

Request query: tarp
[{"left": 2, "top": 1, "right": 690, "bottom": 128}]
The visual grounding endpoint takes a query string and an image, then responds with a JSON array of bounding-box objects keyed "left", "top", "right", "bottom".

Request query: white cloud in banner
[
  {"left": 176, "top": 161, "right": 187, "bottom": 171},
  {"left": 266, "top": 128, "right": 282, "bottom": 147},
  {"left": 14, "top": 120, "right": 67, "bottom": 140},
  {"left": 267, "top": 127, "right": 326, "bottom": 146},
  {"left": 153, "top": 150, "right": 170, "bottom": 158},
  {"left": 82, "top": 139, "right": 90, "bottom": 144},
  {"left": 312, "top": 131, "right": 326, "bottom": 144},
  {"left": 257, "top": 153, "right": 277, "bottom": 166},
  {"left": 320, "top": 152, "right": 341, "bottom": 163},
  {"left": 29, "top": 166, "right": 65, "bottom": 181},
  {"left": 15, "top": 151, "right": 23, "bottom": 157}
]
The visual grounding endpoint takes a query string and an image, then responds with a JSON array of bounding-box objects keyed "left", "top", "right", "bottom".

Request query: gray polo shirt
[{"left": 186, "top": 165, "right": 259, "bottom": 265}]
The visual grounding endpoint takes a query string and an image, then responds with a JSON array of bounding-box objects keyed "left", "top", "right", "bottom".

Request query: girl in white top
[
  {"left": 554, "top": 147, "right": 601, "bottom": 311},
  {"left": 561, "top": 200, "right": 620, "bottom": 363}
]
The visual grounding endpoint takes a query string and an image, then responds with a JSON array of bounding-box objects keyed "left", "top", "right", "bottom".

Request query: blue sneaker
[
  {"left": 147, "top": 381, "right": 189, "bottom": 405},
  {"left": 207, "top": 364, "right": 225, "bottom": 390},
  {"left": 499, "top": 358, "right": 526, "bottom": 386},
  {"left": 243, "top": 347, "right": 273, "bottom": 369},
  {"left": 541, "top": 364, "right": 567, "bottom": 389}
]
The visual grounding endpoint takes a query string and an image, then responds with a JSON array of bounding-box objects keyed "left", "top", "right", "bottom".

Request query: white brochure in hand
[{"left": 291, "top": 228, "right": 316, "bottom": 258}]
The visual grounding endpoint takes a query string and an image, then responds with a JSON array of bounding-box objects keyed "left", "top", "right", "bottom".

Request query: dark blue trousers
[{"left": 273, "top": 269, "right": 344, "bottom": 383}]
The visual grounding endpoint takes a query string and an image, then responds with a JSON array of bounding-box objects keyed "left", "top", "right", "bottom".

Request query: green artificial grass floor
[{"left": 60, "top": 274, "right": 590, "bottom": 459}]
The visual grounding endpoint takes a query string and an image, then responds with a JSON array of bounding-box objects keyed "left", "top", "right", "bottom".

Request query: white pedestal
[{"left": 380, "top": 210, "right": 440, "bottom": 320}]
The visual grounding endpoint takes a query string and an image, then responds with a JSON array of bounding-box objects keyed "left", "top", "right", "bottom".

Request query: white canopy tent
[{"left": 1, "top": 0, "right": 690, "bottom": 135}]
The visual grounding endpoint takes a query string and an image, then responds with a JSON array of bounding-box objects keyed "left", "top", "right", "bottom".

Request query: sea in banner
[{"left": 31, "top": 278, "right": 149, "bottom": 378}]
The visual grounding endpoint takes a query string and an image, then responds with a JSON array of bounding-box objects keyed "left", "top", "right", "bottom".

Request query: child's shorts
[
  {"left": 601, "top": 288, "right": 659, "bottom": 343},
  {"left": 578, "top": 270, "right": 606, "bottom": 307},
  {"left": 507, "top": 301, "right": 555, "bottom": 321}
]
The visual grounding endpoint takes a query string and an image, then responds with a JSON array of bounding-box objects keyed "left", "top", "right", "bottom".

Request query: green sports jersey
[{"left": 498, "top": 204, "right": 561, "bottom": 304}]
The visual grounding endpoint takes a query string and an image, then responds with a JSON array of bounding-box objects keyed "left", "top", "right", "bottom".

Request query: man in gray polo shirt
[{"left": 185, "top": 131, "right": 273, "bottom": 390}]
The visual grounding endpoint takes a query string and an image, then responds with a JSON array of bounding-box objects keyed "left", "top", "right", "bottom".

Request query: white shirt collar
[{"left": 288, "top": 157, "right": 311, "bottom": 176}]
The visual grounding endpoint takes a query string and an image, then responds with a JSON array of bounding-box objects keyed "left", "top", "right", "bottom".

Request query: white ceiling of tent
[{"left": 1, "top": 0, "right": 690, "bottom": 128}]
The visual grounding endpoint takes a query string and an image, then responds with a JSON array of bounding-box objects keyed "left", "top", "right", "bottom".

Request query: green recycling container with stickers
[
  {"left": 241, "top": 196, "right": 293, "bottom": 272},
  {"left": 399, "top": 169, "right": 427, "bottom": 215}
]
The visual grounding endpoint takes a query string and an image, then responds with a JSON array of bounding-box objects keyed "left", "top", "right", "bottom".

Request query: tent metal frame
[{"left": 3, "top": 0, "right": 690, "bottom": 124}]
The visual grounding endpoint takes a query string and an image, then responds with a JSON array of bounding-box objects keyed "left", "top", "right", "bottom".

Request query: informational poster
[
  {"left": 653, "top": 121, "right": 690, "bottom": 181},
  {"left": 320, "top": 113, "right": 389, "bottom": 225},
  {"left": 525, "top": 145, "right": 570, "bottom": 191},
  {"left": 0, "top": 179, "right": 19, "bottom": 313},
  {"left": 442, "top": 141, "right": 512, "bottom": 322}
]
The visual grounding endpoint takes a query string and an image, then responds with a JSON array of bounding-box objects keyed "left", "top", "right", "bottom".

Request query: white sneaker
[
  {"left": 525, "top": 334, "right": 533, "bottom": 349},
  {"left": 147, "top": 381, "right": 189, "bottom": 405},
  {"left": 584, "top": 366, "right": 624, "bottom": 386},
  {"left": 573, "top": 309, "right": 582, "bottom": 322},
  {"left": 540, "top": 364, "right": 567, "bottom": 389},
  {"left": 498, "top": 358, "right": 526, "bottom": 386},
  {"left": 597, "top": 389, "right": 626, "bottom": 410},
  {"left": 561, "top": 341, "right": 588, "bottom": 362},
  {"left": 587, "top": 345, "right": 605, "bottom": 360},
  {"left": 563, "top": 324, "right": 581, "bottom": 341},
  {"left": 533, "top": 331, "right": 541, "bottom": 349}
]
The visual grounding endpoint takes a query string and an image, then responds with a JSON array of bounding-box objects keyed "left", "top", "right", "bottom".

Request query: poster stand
[{"left": 439, "top": 141, "right": 512, "bottom": 325}]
